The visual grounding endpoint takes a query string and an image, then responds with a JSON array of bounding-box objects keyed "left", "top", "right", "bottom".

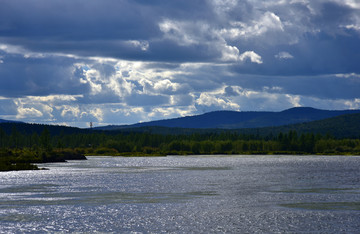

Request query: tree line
[{"left": 1, "top": 125, "right": 360, "bottom": 157}]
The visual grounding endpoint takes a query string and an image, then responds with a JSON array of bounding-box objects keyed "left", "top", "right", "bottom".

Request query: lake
[{"left": 1, "top": 155, "right": 360, "bottom": 233}]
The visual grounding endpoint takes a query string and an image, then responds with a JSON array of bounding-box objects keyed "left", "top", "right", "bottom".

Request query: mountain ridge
[
  {"left": 0, "top": 108, "right": 360, "bottom": 139},
  {"left": 103, "top": 112, "right": 360, "bottom": 139},
  {"left": 95, "top": 107, "right": 360, "bottom": 130},
  {"left": 0, "top": 119, "right": 22, "bottom": 124}
]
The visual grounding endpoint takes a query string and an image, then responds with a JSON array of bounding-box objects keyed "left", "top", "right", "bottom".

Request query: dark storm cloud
[
  {"left": 231, "top": 31, "right": 360, "bottom": 76},
  {"left": 226, "top": 1, "right": 360, "bottom": 76},
  {"left": 313, "top": 2, "right": 354, "bottom": 33},
  {"left": 223, "top": 74, "right": 360, "bottom": 100},
  {"left": 1, "top": 0, "right": 359, "bottom": 67},
  {"left": 0, "top": 0, "right": 360, "bottom": 126},
  {"left": 0, "top": 53, "right": 89, "bottom": 97},
  {"left": 0, "top": 0, "right": 217, "bottom": 62},
  {"left": 0, "top": 0, "right": 158, "bottom": 39}
]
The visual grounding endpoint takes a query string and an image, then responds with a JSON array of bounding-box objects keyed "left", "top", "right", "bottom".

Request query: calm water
[{"left": 1, "top": 155, "right": 360, "bottom": 233}]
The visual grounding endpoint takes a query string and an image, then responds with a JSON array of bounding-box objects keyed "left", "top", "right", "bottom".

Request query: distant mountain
[
  {"left": 1, "top": 109, "right": 359, "bottom": 139},
  {"left": 101, "top": 112, "right": 360, "bottom": 139},
  {"left": 0, "top": 119, "right": 21, "bottom": 123},
  {"left": 96, "top": 107, "right": 360, "bottom": 130},
  {"left": 0, "top": 122, "right": 87, "bottom": 135},
  {"left": 259, "top": 112, "right": 360, "bottom": 138}
]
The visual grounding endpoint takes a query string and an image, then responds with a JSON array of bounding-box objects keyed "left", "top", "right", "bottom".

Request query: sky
[{"left": 0, "top": 0, "right": 360, "bottom": 128}]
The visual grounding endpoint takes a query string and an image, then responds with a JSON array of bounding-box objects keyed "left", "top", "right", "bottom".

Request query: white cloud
[
  {"left": 159, "top": 19, "right": 198, "bottom": 46},
  {"left": 221, "top": 45, "right": 241, "bottom": 62},
  {"left": 211, "top": 0, "right": 239, "bottom": 15},
  {"left": 60, "top": 105, "right": 80, "bottom": 118},
  {"left": 90, "top": 107, "right": 104, "bottom": 122},
  {"left": 113, "top": 107, "right": 144, "bottom": 116},
  {"left": 148, "top": 106, "right": 197, "bottom": 119},
  {"left": 196, "top": 93, "right": 240, "bottom": 110},
  {"left": 153, "top": 79, "right": 181, "bottom": 93},
  {"left": 0, "top": 44, "right": 28, "bottom": 55},
  {"left": 13, "top": 97, "right": 57, "bottom": 120},
  {"left": 335, "top": 73, "right": 360, "bottom": 78},
  {"left": 343, "top": 24, "right": 360, "bottom": 31},
  {"left": 345, "top": 98, "right": 360, "bottom": 109},
  {"left": 220, "top": 11, "right": 284, "bottom": 40},
  {"left": 127, "top": 40, "right": 149, "bottom": 51},
  {"left": 16, "top": 107, "right": 43, "bottom": 119},
  {"left": 107, "top": 76, "right": 134, "bottom": 97},
  {"left": 259, "top": 11, "right": 284, "bottom": 32},
  {"left": 286, "top": 94, "right": 302, "bottom": 107},
  {"left": 209, "top": 85, "right": 305, "bottom": 111},
  {"left": 275, "top": 51, "right": 294, "bottom": 59},
  {"left": 83, "top": 68, "right": 103, "bottom": 95},
  {"left": 239, "top": 51, "right": 263, "bottom": 64},
  {"left": 335, "top": 0, "right": 360, "bottom": 9},
  {"left": 298, "top": 96, "right": 360, "bottom": 110},
  {"left": 221, "top": 46, "right": 263, "bottom": 64},
  {"left": 0, "top": 43, "right": 73, "bottom": 59},
  {"left": 263, "top": 86, "right": 283, "bottom": 92},
  {"left": 26, "top": 95, "right": 82, "bottom": 103}
]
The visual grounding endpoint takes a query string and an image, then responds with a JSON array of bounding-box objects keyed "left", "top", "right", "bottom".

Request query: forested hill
[
  {"left": 0, "top": 119, "right": 21, "bottom": 123},
  {"left": 0, "top": 122, "right": 87, "bottom": 135},
  {"left": 97, "top": 107, "right": 360, "bottom": 130},
  {"left": 108, "top": 112, "right": 360, "bottom": 139},
  {"left": 1, "top": 109, "right": 360, "bottom": 139},
  {"left": 259, "top": 112, "right": 360, "bottom": 138}
]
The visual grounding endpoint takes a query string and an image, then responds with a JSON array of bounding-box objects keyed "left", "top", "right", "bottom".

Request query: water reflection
[
  {"left": 281, "top": 202, "right": 360, "bottom": 211},
  {"left": 1, "top": 155, "right": 360, "bottom": 233}
]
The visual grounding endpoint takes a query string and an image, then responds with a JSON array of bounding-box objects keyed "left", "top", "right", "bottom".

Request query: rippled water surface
[{"left": 1, "top": 155, "right": 360, "bottom": 233}]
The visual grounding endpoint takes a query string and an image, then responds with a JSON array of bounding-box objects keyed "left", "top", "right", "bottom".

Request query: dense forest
[{"left": 1, "top": 122, "right": 360, "bottom": 171}]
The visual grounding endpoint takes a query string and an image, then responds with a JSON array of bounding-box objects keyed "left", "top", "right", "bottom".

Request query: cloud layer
[{"left": 0, "top": 0, "right": 359, "bottom": 127}]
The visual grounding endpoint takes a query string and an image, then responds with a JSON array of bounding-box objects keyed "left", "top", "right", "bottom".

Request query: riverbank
[
  {"left": 1, "top": 146, "right": 359, "bottom": 172},
  {"left": 0, "top": 148, "right": 86, "bottom": 171}
]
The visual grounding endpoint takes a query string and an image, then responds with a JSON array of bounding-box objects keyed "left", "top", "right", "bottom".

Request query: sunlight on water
[{"left": 1, "top": 155, "right": 360, "bottom": 233}]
